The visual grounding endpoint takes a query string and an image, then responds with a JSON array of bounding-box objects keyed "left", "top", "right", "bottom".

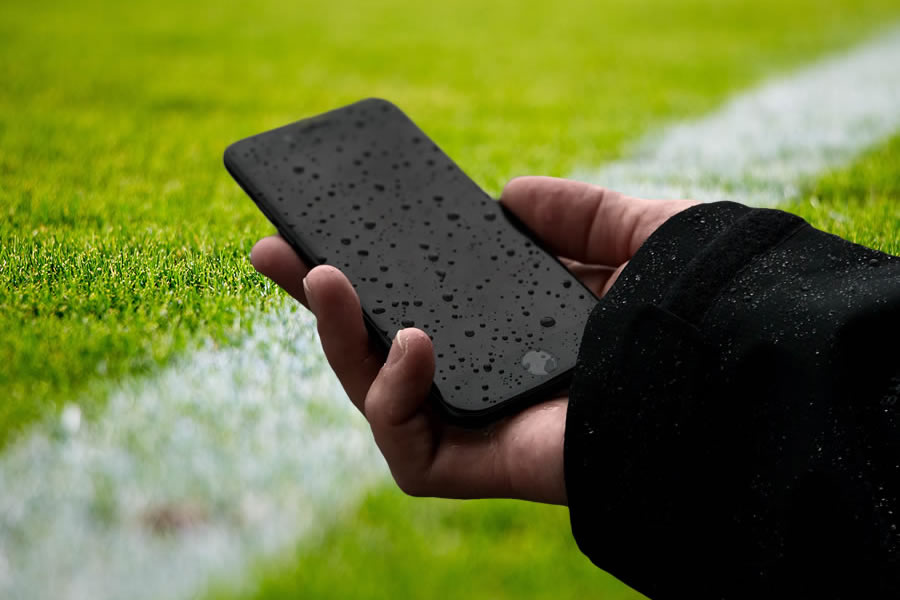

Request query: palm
[{"left": 251, "top": 176, "right": 695, "bottom": 504}]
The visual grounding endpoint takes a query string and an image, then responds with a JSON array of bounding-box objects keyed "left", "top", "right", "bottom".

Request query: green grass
[
  {"left": 3, "top": 0, "right": 900, "bottom": 447},
  {"left": 2, "top": 2, "right": 900, "bottom": 598},
  {"left": 210, "top": 489, "right": 645, "bottom": 600},
  {"left": 785, "top": 135, "right": 900, "bottom": 253},
  {"left": 208, "top": 134, "right": 900, "bottom": 600}
]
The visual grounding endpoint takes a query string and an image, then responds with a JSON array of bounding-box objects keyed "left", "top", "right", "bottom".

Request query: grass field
[{"left": 1, "top": 0, "right": 899, "bottom": 598}]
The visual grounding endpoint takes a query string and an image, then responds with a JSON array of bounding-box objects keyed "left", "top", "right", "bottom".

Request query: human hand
[{"left": 250, "top": 176, "right": 696, "bottom": 505}]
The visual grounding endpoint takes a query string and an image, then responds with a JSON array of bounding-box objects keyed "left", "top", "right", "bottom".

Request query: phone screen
[{"left": 225, "top": 98, "right": 598, "bottom": 423}]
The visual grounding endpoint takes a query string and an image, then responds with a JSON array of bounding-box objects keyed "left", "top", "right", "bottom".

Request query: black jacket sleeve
[{"left": 565, "top": 201, "right": 899, "bottom": 599}]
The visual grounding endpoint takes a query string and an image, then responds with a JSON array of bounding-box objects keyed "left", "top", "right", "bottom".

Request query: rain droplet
[
  {"left": 447, "top": 213, "right": 460, "bottom": 221},
  {"left": 340, "top": 238, "right": 351, "bottom": 245},
  {"left": 364, "top": 222, "right": 376, "bottom": 229},
  {"left": 442, "top": 294, "right": 453, "bottom": 301},
  {"left": 401, "top": 319, "right": 415, "bottom": 327},
  {"left": 540, "top": 317, "right": 556, "bottom": 327},
  {"left": 464, "top": 330, "right": 474, "bottom": 337},
  {"left": 372, "top": 307, "right": 385, "bottom": 314}
]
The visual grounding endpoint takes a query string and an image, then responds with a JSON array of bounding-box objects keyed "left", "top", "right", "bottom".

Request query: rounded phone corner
[
  {"left": 355, "top": 97, "right": 401, "bottom": 114},
  {"left": 223, "top": 139, "right": 248, "bottom": 169}
]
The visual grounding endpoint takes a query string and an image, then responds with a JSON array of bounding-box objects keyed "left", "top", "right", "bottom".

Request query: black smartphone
[{"left": 224, "top": 98, "right": 598, "bottom": 425}]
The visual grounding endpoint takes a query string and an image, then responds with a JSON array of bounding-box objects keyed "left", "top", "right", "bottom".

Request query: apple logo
[{"left": 520, "top": 350, "right": 558, "bottom": 376}]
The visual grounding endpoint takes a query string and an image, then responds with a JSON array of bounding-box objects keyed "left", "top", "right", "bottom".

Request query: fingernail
[
  {"left": 302, "top": 276, "right": 316, "bottom": 314},
  {"left": 385, "top": 329, "right": 409, "bottom": 367}
]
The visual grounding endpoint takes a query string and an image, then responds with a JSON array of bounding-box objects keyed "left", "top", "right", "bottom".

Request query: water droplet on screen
[
  {"left": 484, "top": 213, "right": 496, "bottom": 221},
  {"left": 563, "top": 280, "right": 572, "bottom": 288},
  {"left": 374, "top": 184, "right": 385, "bottom": 192},
  {"left": 364, "top": 222, "right": 376, "bottom": 229},
  {"left": 447, "top": 213, "right": 459, "bottom": 221},
  {"left": 464, "top": 330, "right": 474, "bottom": 337},
  {"left": 340, "top": 238, "right": 351, "bottom": 245},
  {"left": 373, "top": 307, "right": 385, "bottom": 314},
  {"left": 442, "top": 294, "right": 453, "bottom": 301},
  {"left": 401, "top": 319, "right": 415, "bottom": 327},
  {"left": 540, "top": 317, "right": 556, "bottom": 327}
]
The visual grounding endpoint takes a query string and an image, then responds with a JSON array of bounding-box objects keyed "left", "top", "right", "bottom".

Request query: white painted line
[
  {"left": 3, "top": 27, "right": 900, "bottom": 600},
  {"left": 0, "top": 301, "right": 387, "bottom": 600},
  {"left": 573, "top": 28, "right": 900, "bottom": 205}
]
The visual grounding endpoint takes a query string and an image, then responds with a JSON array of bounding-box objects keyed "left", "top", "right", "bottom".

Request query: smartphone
[{"left": 224, "top": 98, "right": 598, "bottom": 425}]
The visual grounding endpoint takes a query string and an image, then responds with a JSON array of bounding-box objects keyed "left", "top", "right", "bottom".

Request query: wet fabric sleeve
[{"left": 565, "top": 201, "right": 899, "bottom": 599}]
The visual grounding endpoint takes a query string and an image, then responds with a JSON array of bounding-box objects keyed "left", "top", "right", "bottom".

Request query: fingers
[
  {"left": 250, "top": 236, "right": 309, "bottom": 306},
  {"left": 500, "top": 176, "right": 695, "bottom": 266},
  {"left": 303, "top": 265, "right": 383, "bottom": 412},
  {"left": 252, "top": 239, "right": 382, "bottom": 412},
  {"left": 367, "top": 328, "right": 567, "bottom": 502}
]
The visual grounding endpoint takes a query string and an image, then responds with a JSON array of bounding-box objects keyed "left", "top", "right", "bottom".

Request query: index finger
[
  {"left": 499, "top": 176, "right": 692, "bottom": 266},
  {"left": 250, "top": 235, "right": 311, "bottom": 306}
]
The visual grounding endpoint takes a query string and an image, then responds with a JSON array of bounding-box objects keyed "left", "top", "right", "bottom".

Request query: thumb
[{"left": 365, "top": 328, "right": 435, "bottom": 430}]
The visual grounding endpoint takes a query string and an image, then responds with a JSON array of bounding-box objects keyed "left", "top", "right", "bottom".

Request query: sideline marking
[
  {"left": 574, "top": 28, "right": 900, "bottom": 205},
  {"left": 3, "top": 27, "right": 900, "bottom": 600},
  {"left": 0, "top": 303, "right": 385, "bottom": 600}
]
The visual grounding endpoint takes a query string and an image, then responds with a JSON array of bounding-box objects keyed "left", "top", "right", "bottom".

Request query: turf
[
  {"left": 2, "top": 1, "right": 900, "bottom": 598},
  {"left": 209, "top": 489, "right": 645, "bottom": 600},
  {"left": 3, "top": 0, "right": 900, "bottom": 447},
  {"left": 208, "top": 133, "right": 900, "bottom": 600},
  {"left": 785, "top": 135, "right": 900, "bottom": 254}
]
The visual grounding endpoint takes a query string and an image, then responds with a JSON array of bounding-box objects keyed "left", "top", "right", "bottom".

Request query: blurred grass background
[{"left": 1, "top": 0, "right": 899, "bottom": 597}]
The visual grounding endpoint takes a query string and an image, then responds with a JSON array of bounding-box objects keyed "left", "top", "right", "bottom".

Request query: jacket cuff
[{"left": 564, "top": 201, "right": 805, "bottom": 596}]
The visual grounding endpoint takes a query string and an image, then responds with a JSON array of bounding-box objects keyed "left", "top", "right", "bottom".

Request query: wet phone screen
[{"left": 224, "top": 98, "right": 598, "bottom": 425}]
